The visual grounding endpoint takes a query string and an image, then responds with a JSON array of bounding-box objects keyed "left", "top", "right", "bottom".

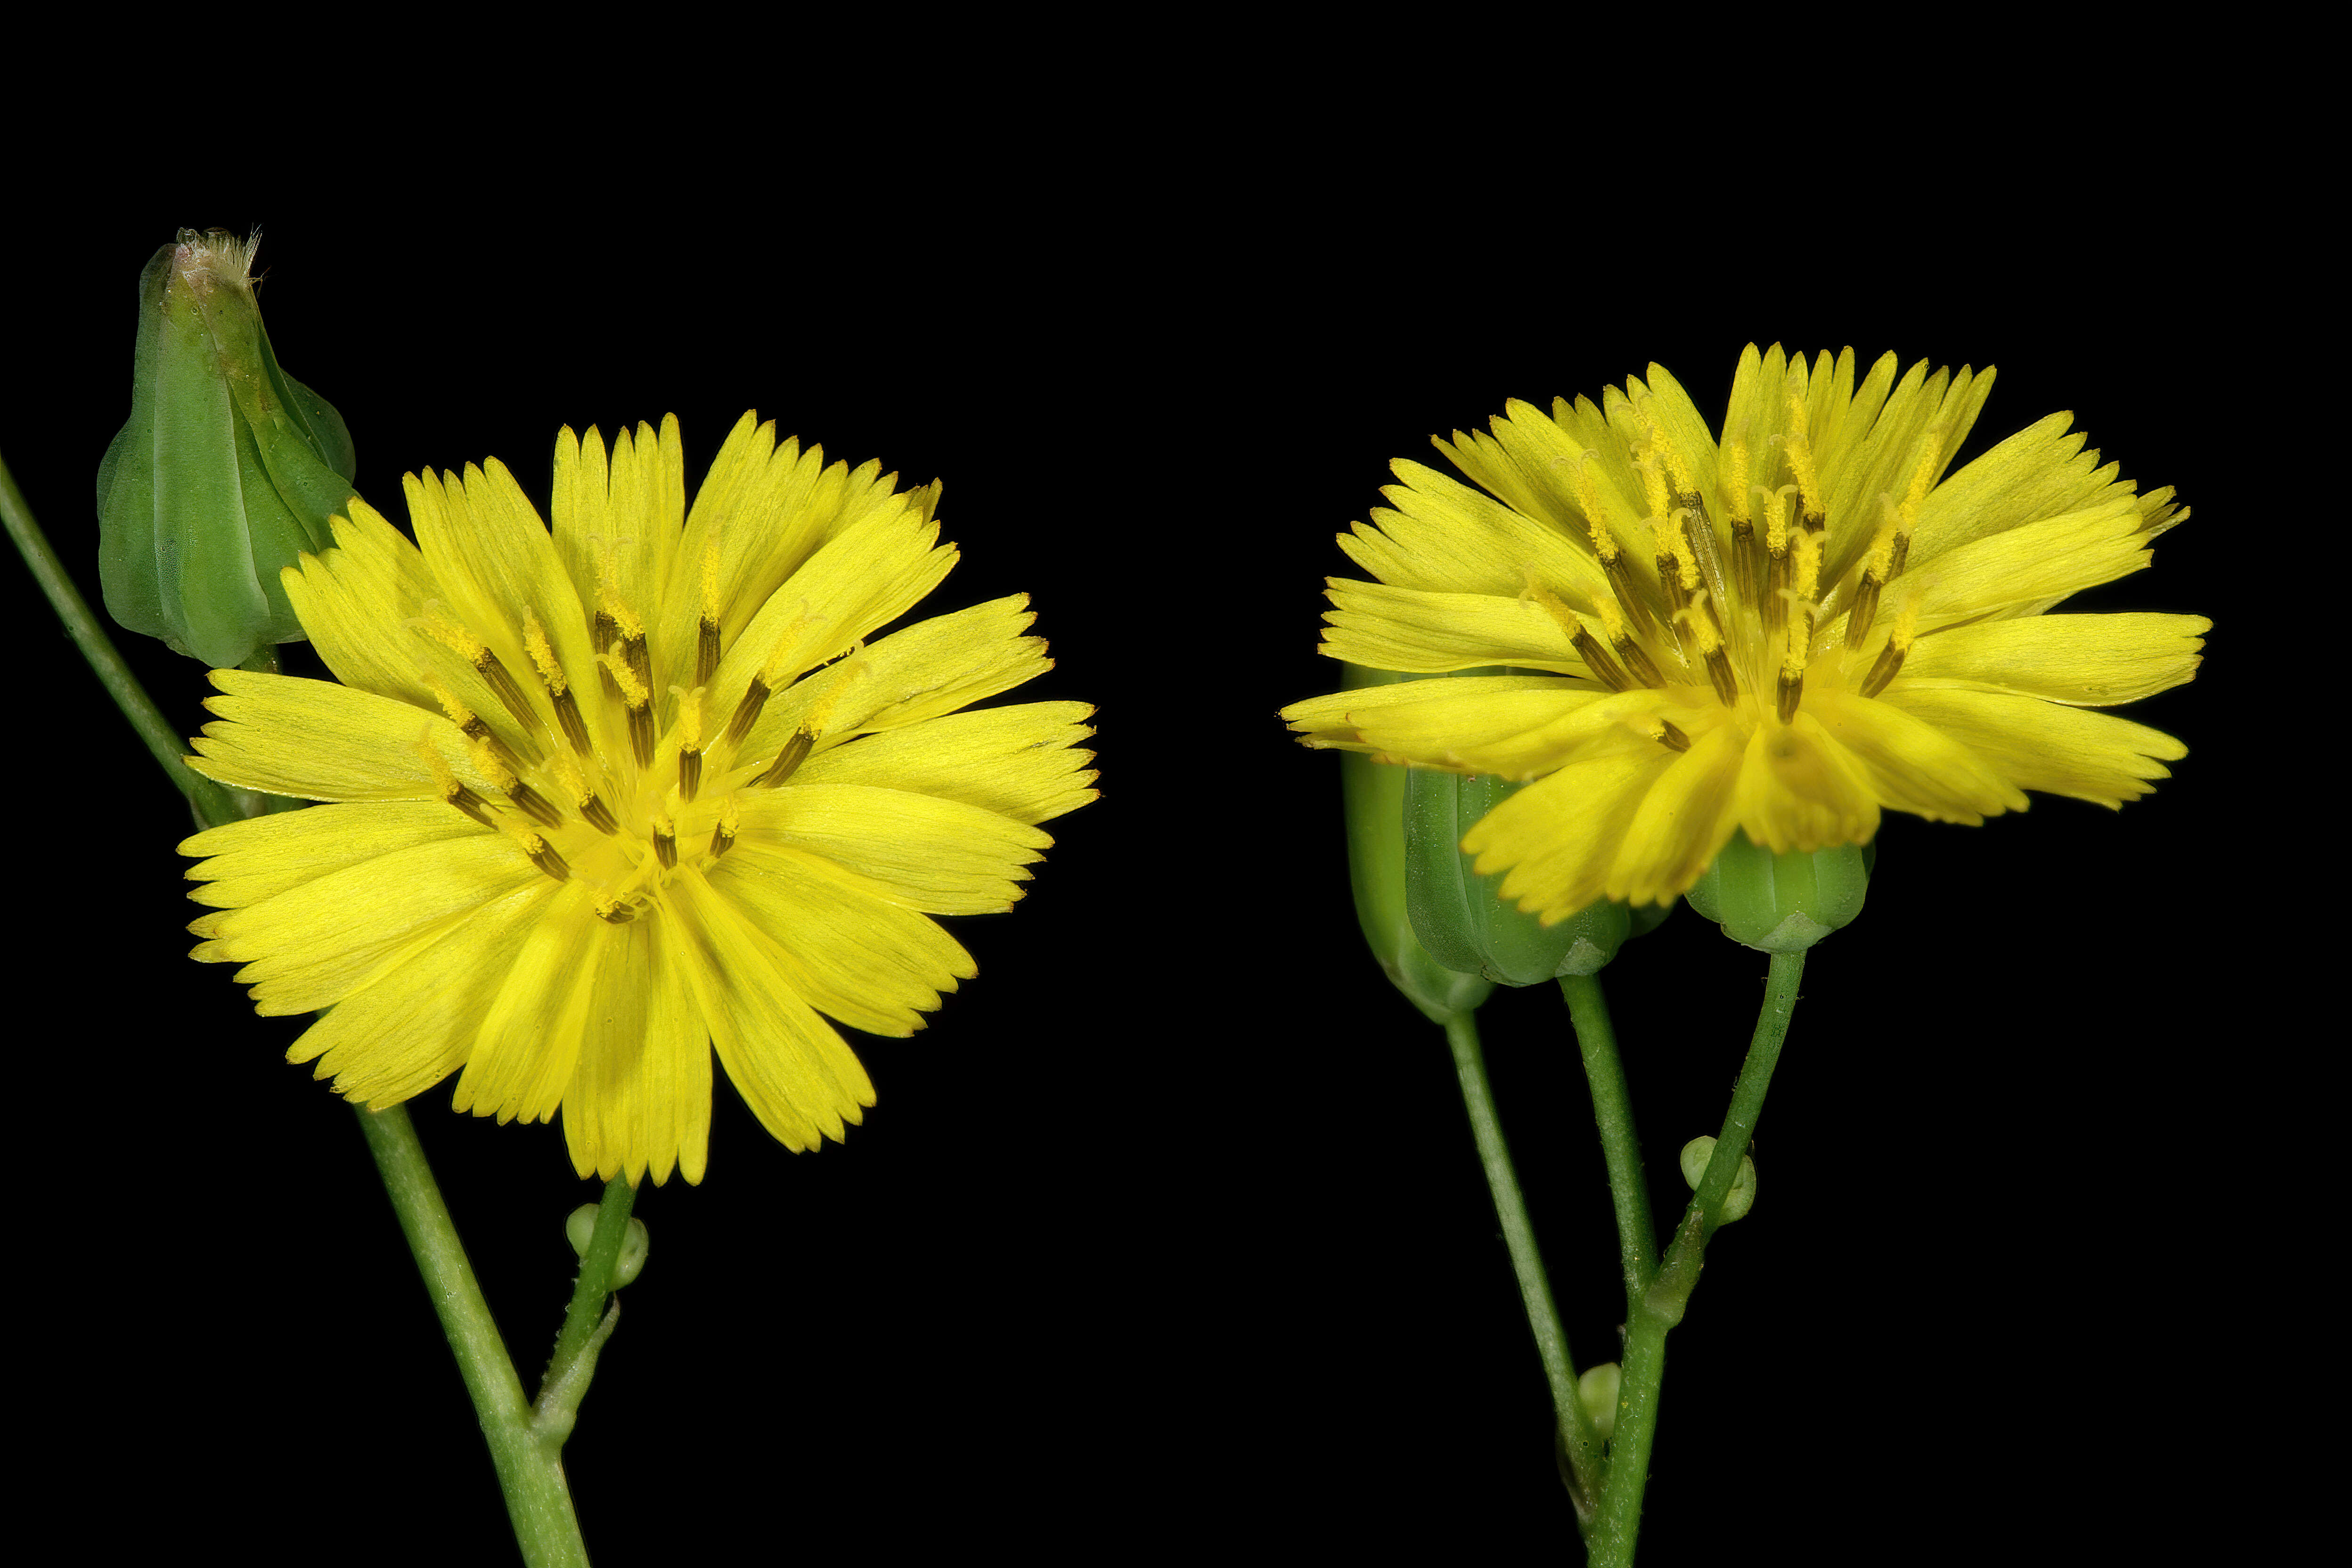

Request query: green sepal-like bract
[
  {"left": 1404, "top": 766, "right": 1646, "bottom": 986},
  {"left": 1339, "top": 667, "right": 1494, "bottom": 1023},
  {"left": 1683, "top": 829, "right": 1873, "bottom": 953},
  {"left": 97, "top": 229, "right": 358, "bottom": 669}
]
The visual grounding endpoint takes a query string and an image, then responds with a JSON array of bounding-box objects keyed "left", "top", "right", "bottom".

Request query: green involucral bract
[
  {"left": 97, "top": 229, "right": 358, "bottom": 669},
  {"left": 1405, "top": 766, "right": 1653, "bottom": 986},
  {"left": 1682, "top": 828, "right": 1873, "bottom": 953},
  {"left": 1340, "top": 665, "right": 1494, "bottom": 1023}
]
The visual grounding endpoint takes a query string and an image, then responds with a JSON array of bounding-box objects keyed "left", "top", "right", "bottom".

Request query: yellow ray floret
[
  {"left": 181, "top": 414, "right": 1095, "bottom": 1184},
  {"left": 1282, "top": 346, "right": 2203, "bottom": 923}
]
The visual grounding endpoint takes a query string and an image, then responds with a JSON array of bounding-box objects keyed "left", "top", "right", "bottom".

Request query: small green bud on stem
[
  {"left": 1678, "top": 1135, "right": 1756, "bottom": 1223},
  {"left": 566, "top": 1204, "right": 650, "bottom": 1288}
]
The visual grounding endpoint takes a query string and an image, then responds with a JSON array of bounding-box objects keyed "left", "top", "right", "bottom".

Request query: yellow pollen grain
[
  {"left": 1720, "top": 437, "right": 1752, "bottom": 523},
  {"left": 710, "top": 795, "right": 741, "bottom": 858},
  {"left": 604, "top": 648, "right": 651, "bottom": 712},
  {"left": 1571, "top": 453, "right": 1619, "bottom": 564},
  {"left": 672, "top": 686, "right": 705, "bottom": 753},
  {"left": 465, "top": 735, "right": 517, "bottom": 794},
  {"left": 1678, "top": 596, "right": 1723, "bottom": 658},
  {"left": 1639, "top": 396, "right": 1698, "bottom": 498},
  {"left": 600, "top": 581, "right": 645, "bottom": 646},
  {"left": 421, "top": 670, "right": 477, "bottom": 732},
  {"left": 413, "top": 604, "right": 486, "bottom": 664},
  {"left": 1863, "top": 507, "right": 1900, "bottom": 582},
  {"left": 756, "top": 604, "right": 828, "bottom": 690},
  {"left": 1790, "top": 530, "right": 1823, "bottom": 611},
  {"left": 1636, "top": 452, "right": 1672, "bottom": 527},
  {"left": 800, "top": 651, "right": 868, "bottom": 739},
  {"left": 522, "top": 611, "right": 567, "bottom": 696},
  {"left": 1781, "top": 381, "right": 1822, "bottom": 519},
  {"left": 1761, "top": 485, "right": 1794, "bottom": 554},
  {"left": 1901, "top": 425, "right": 1947, "bottom": 523},
  {"left": 699, "top": 531, "right": 725, "bottom": 625}
]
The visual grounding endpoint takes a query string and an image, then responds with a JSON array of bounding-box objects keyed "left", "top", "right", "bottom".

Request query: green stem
[
  {"left": 1559, "top": 974, "right": 1657, "bottom": 1305},
  {"left": 1647, "top": 949, "right": 1805, "bottom": 1321},
  {"left": 538, "top": 1176, "right": 637, "bottom": 1438},
  {"left": 354, "top": 1105, "right": 589, "bottom": 1568},
  {"left": 1443, "top": 1010, "right": 1607, "bottom": 1518},
  {"left": 1586, "top": 948, "right": 1806, "bottom": 1568},
  {"left": 0, "top": 446, "right": 241, "bottom": 828}
]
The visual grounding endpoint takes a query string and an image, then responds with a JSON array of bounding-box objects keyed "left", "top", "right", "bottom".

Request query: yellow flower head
[
  {"left": 1282, "top": 346, "right": 2203, "bottom": 922},
  {"left": 181, "top": 413, "right": 1097, "bottom": 1184}
]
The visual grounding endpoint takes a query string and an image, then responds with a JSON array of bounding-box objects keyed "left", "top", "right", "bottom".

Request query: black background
[{"left": 8, "top": 145, "right": 2287, "bottom": 1563}]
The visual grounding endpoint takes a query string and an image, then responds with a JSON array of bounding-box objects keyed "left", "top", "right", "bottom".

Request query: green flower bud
[
  {"left": 1682, "top": 829, "right": 1872, "bottom": 953},
  {"left": 1339, "top": 666, "right": 1493, "bottom": 1023},
  {"left": 1405, "top": 766, "right": 1639, "bottom": 985},
  {"left": 1678, "top": 1135, "right": 1756, "bottom": 1223},
  {"left": 565, "top": 1204, "right": 650, "bottom": 1288},
  {"left": 1576, "top": 1362, "right": 1623, "bottom": 1443},
  {"left": 97, "top": 229, "right": 358, "bottom": 668}
]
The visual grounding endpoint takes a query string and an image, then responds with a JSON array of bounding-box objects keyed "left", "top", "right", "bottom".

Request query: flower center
[
  {"left": 414, "top": 546, "right": 852, "bottom": 923},
  {"left": 1528, "top": 379, "right": 1945, "bottom": 732}
]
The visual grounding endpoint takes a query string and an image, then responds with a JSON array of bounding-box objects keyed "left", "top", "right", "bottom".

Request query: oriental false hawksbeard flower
[
  {"left": 1282, "top": 346, "right": 2203, "bottom": 923},
  {"left": 180, "top": 413, "right": 1097, "bottom": 1184}
]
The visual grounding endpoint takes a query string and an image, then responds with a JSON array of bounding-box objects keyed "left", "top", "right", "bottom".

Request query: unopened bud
[
  {"left": 1679, "top": 1135, "right": 1757, "bottom": 1223},
  {"left": 1682, "top": 829, "right": 1870, "bottom": 953},
  {"left": 97, "top": 228, "right": 358, "bottom": 667},
  {"left": 566, "top": 1204, "right": 650, "bottom": 1288}
]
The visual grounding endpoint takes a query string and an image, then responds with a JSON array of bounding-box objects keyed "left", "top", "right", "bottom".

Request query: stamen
[
  {"left": 758, "top": 729, "right": 813, "bottom": 788},
  {"left": 1782, "top": 376, "right": 1825, "bottom": 529},
  {"left": 416, "top": 605, "right": 540, "bottom": 740},
  {"left": 552, "top": 751, "right": 619, "bottom": 836},
  {"left": 1760, "top": 484, "right": 1796, "bottom": 640},
  {"left": 1571, "top": 453, "right": 1655, "bottom": 637},
  {"left": 709, "top": 798, "right": 740, "bottom": 859},
  {"left": 507, "top": 779, "right": 567, "bottom": 830},
  {"left": 523, "top": 610, "right": 594, "bottom": 757},
  {"left": 1522, "top": 582, "right": 1626, "bottom": 691},
  {"left": 593, "top": 895, "right": 640, "bottom": 924},
  {"left": 1654, "top": 717, "right": 1691, "bottom": 752},
  {"left": 1777, "top": 532, "right": 1822, "bottom": 723},
  {"left": 420, "top": 735, "right": 497, "bottom": 829},
  {"left": 1845, "top": 506, "right": 1902, "bottom": 651},
  {"left": 422, "top": 670, "right": 524, "bottom": 778},
  {"left": 651, "top": 810, "right": 677, "bottom": 870},
  {"left": 1861, "top": 595, "right": 1921, "bottom": 698},
  {"left": 696, "top": 533, "right": 725, "bottom": 686},
  {"left": 1677, "top": 592, "right": 1740, "bottom": 707},
  {"left": 604, "top": 649, "right": 656, "bottom": 768},
  {"left": 724, "top": 676, "right": 770, "bottom": 748},
  {"left": 1720, "top": 435, "right": 1759, "bottom": 618},
  {"left": 674, "top": 686, "right": 706, "bottom": 802},
  {"left": 521, "top": 831, "right": 570, "bottom": 882},
  {"left": 1597, "top": 597, "right": 1666, "bottom": 690}
]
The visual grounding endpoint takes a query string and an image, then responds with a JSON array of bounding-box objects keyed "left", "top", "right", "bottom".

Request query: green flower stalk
[{"left": 97, "top": 228, "right": 359, "bottom": 668}]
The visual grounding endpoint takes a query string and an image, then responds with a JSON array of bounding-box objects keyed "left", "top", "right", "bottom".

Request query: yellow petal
[
  {"left": 286, "top": 881, "right": 550, "bottom": 1107},
  {"left": 706, "top": 843, "right": 974, "bottom": 1035},
  {"left": 797, "top": 701, "right": 1098, "bottom": 825},
  {"left": 1898, "top": 613, "right": 2208, "bottom": 706},
  {"left": 1466, "top": 747, "right": 1680, "bottom": 920},
  {"left": 736, "top": 783, "right": 1053, "bottom": 915},
  {"left": 1878, "top": 686, "right": 2186, "bottom": 808},
  {"left": 188, "top": 669, "right": 502, "bottom": 800},
  {"left": 563, "top": 913, "right": 710, "bottom": 1186},
  {"left": 667, "top": 868, "right": 874, "bottom": 1152},
  {"left": 1322, "top": 580, "right": 1585, "bottom": 675}
]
